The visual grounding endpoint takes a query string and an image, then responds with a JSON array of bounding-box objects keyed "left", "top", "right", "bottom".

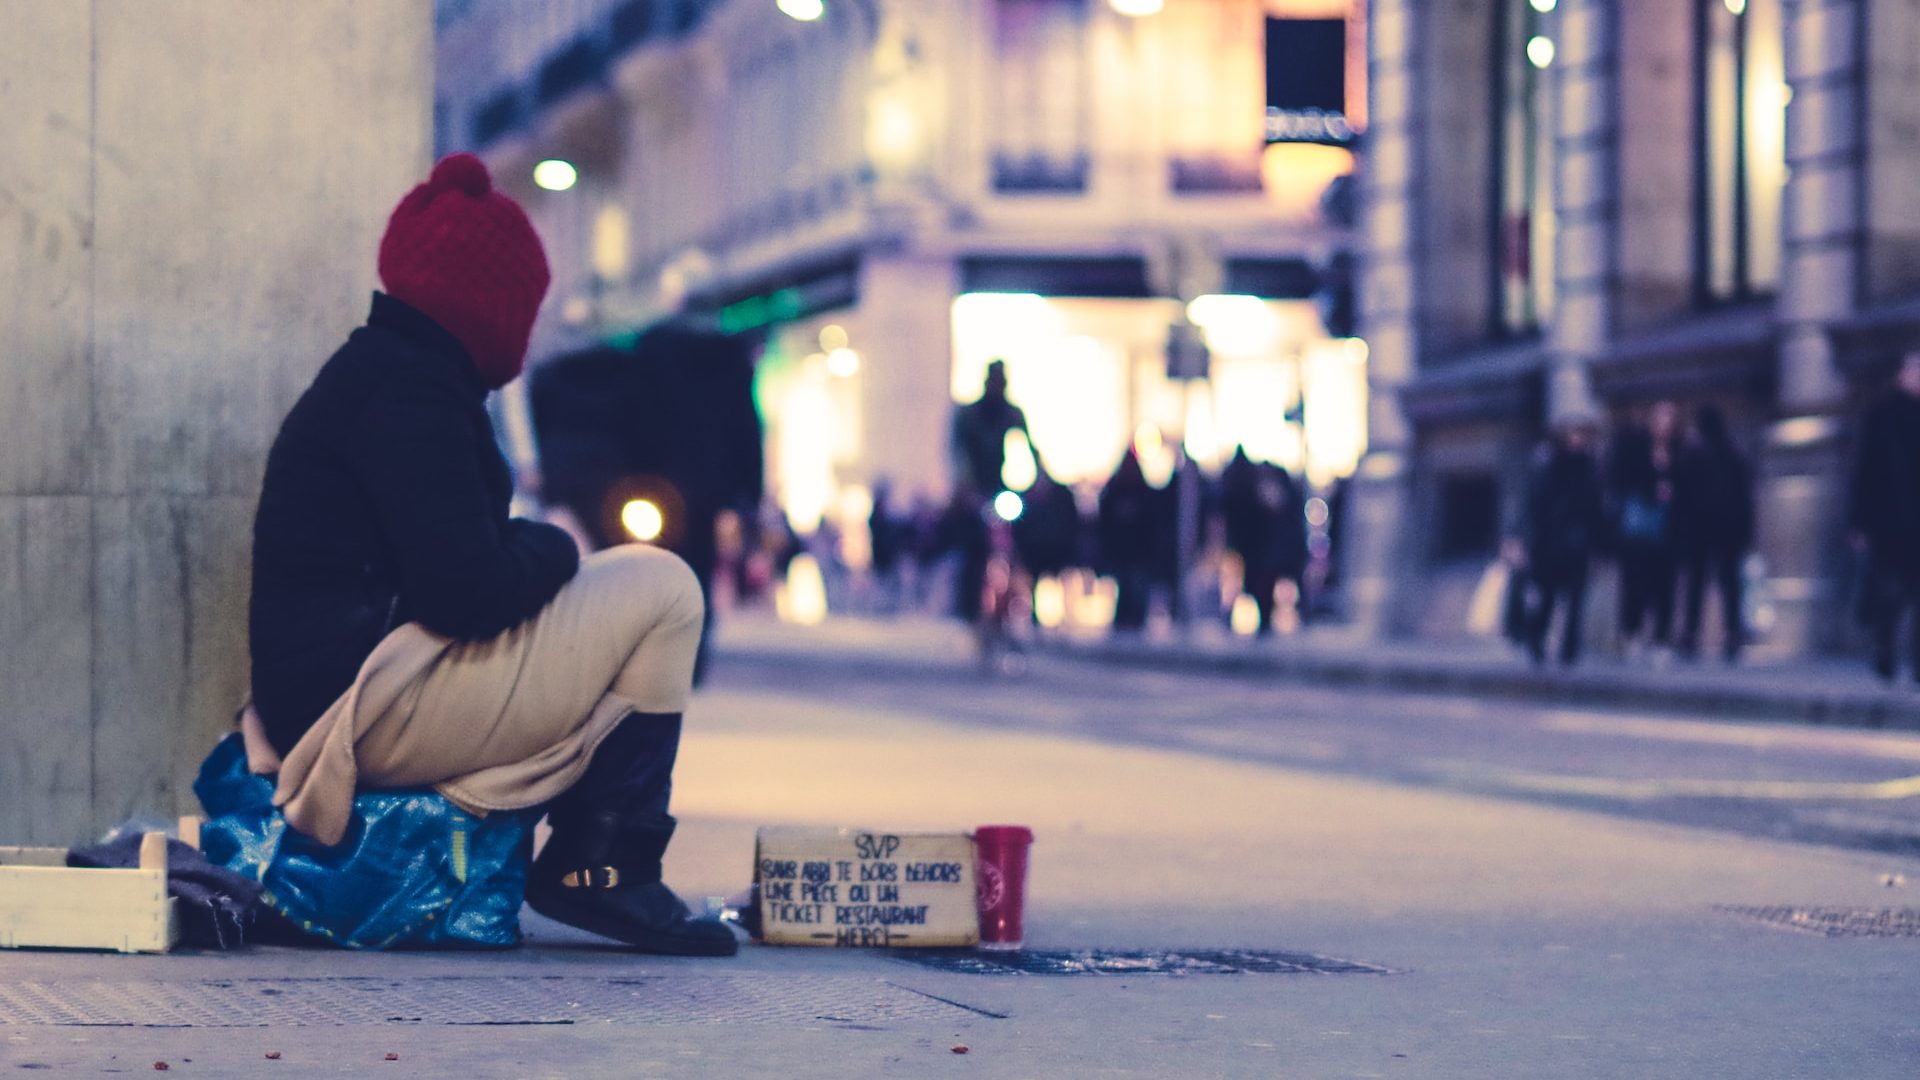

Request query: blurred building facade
[
  {"left": 1352, "top": 0, "right": 1920, "bottom": 658},
  {"left": 436, "top": 0, "right": 1367, "bottom": 537}
]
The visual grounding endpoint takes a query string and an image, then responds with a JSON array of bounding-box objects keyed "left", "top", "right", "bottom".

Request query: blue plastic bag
[{"left": 193, "top": 733, "right": 538, "bottom": 950}]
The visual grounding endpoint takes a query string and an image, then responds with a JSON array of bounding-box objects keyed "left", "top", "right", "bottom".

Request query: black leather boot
[
  {"left": 525, "top": 807, "right": 737, "bottom": 956},
  {"left": 525, "top": 712, "right": 738, "bottom": 956}
]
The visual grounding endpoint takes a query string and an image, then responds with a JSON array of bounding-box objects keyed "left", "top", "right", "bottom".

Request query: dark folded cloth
[{"left": 67, "top": 832, "right": 264, "bottom": 950}]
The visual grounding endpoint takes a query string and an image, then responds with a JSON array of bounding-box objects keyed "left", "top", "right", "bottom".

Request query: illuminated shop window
[
  {"left": 1695, "top": 0, "right": 1785, "bottom": 302},
  {"left": 1492, "top": 0, "right": 1556, "bottom": 334},
  {"left": 949, "top": 295, "right": 1367, "bottom": 490}
]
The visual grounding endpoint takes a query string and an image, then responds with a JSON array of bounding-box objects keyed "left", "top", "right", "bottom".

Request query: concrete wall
[{"left": 0, "top": 0, "right": 431, "bottom": 845}]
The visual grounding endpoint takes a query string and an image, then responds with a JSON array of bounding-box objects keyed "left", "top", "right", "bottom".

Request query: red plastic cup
[{"left": 973, "top": 825, "right": 1033, "bottom": 951}]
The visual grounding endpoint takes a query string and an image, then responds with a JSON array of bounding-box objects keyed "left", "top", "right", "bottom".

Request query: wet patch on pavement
[
  {"left": 887, "top": 948, "right": 1400, "bottom": 976},
  {"left": 1715, "top": 906, "right": 1920, "bottom": 938}
]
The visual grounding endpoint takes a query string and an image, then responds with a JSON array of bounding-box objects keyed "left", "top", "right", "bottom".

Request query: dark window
[
  {"left": 1265, "top": 18, "right": 1345, "bottom": 114},
  {"left": 1168, "top": 154, "right": 1264, "bottom": 195},
  {"left": 992, "top": 152, "right": 1091, "bottom": 194},
  {"left": 1263, "top": 17, "right": 1354, "bottom": 147},
  {"left": 960, "top": 256, "right": 1152, "bottom": 298},
  {"left": 1223, "top": 258, "right": 1320, "bottom": 300}
]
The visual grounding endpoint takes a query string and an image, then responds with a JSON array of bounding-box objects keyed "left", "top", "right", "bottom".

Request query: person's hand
[{"left": 238, "top": 704, "right": 283, "bottom": 776}]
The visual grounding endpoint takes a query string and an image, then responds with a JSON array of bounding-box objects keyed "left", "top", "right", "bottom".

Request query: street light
[
  {"left": 1108, "top": 0, "right": 1163, "bottom": 15},
  {"left": 1526, "top": 36, "right": 1556, "bottom": 69},
  {"left": 532, "top": 159, "right": 577, "bottom": 192},
  {"left": 777, "top": 0, "right": 825, "bottom": 20}
]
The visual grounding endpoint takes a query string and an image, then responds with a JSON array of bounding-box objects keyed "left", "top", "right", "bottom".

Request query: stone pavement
[{"left": 5, "top": 628, "right": 1920, "bottom": 1077}]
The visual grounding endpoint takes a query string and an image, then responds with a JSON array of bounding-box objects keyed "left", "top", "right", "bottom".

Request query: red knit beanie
[{"left": 378, "top": 153, "right": 551, "bottom": 389}]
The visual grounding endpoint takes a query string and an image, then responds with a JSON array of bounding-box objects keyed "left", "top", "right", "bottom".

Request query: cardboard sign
[{"left": 754, "top": 827, "right": 979, "bottom": 948}]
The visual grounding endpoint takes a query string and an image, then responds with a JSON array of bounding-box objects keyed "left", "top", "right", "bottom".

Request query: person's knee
[{"left": 588, "top": 546, "right": 705, "bottom": 626}]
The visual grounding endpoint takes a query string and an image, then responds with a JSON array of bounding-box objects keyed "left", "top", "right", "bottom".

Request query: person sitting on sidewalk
[{"left": 244, "top": 153, "right": 735, "bottom": 956}]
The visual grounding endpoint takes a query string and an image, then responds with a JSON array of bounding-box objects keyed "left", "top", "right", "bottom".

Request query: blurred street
[
  {"left": 716, "top": 616, "right": 1920, "bottom": 859},
  {"left": 8, "top": 621, "right": 1920, "bottom": 1078}
]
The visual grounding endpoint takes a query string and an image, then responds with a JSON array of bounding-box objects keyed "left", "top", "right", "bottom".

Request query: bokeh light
[
  {"left": 620, "top": 498, "right": 663, "bottom": 542},
  {"left": 532, "top": 159, "right": 577, "bottom": 192}
]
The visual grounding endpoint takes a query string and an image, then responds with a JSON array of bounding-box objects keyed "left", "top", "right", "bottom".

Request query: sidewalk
[
  {"left": 719, "top": 613, "right": 1920, "bottom": 729},
  {"left": 6, "top": 646, "right": 1919, "bottom": 1077},
  {"left": 1046, "top": 624, "right": 1920, "bottom": 728}
]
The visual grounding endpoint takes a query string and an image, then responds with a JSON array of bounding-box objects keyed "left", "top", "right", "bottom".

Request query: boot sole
[{"left": 525, "top": 888, "right": 740, "bottom": 957}]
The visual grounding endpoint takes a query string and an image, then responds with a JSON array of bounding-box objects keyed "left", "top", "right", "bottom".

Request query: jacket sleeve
[{"left": 352, "top": 375, "right": 580, "bottom": 639}]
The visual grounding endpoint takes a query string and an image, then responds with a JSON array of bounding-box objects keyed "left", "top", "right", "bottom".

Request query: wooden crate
[{"left": 0, "top": 831, "right": 179, "bottom": 954}]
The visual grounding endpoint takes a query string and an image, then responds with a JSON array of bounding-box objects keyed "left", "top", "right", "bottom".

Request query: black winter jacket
[
  {"left": 1672, "top": 438, "right": 1754, "bottom": 558},
  {"left": 1525, "top": 444, "right": 1606, "bottom": 576},
  {"left": 249, "top": 294, "right": 579, "bottom": 754}
]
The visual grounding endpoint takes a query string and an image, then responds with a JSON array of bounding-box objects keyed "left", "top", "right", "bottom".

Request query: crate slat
[{"left": 0, "top": 832, "right": 178, "bottom": 953}]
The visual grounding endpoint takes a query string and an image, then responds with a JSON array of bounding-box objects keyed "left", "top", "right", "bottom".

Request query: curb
[{"left": 1037, "top": 638, "right": 1920, "bottom": 731}]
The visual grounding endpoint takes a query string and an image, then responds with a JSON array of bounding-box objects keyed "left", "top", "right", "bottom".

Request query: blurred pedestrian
[
  {"left": 1163, "top": 452, "right": 1206, "bottom": 622},
  {"left": 868, "top": 477, "right": 908, "bottom": 613},
  {"left": 1011, "top": 460, "right": 1082, "bottom": 623},
  {"left": 1308, "top": 475, "right": 1348, "bottom": 620},
  {"left": 1523, "top": 415, "right": 1607, "bottom": 666},
  {"left": 948, "top": 360, "right": 1029, "bottom": 622},
  {"left": 1673, "top": 405, "right": 1754, "bottom": 662},
  {"left": 905, "top": 488, "right": 944, "bottom": 611},
  {"left": 1847, "top": 350, "right": 1920, "bottom": 682},
  {"left": 1098, "top": 449, "right": 1160, "bottom": 632},
  {"left": 1271, "top": 464, "right": 1310, "bottom": 624},
  {"left": 1219, "top": 447, "right": 1308, "bottom": 636},
  {"left": 248, "top": 154, "right": 734, "bottom": 955},
  {"left": 1607, "top": 400, "right": 1682, "bottom": 659}
]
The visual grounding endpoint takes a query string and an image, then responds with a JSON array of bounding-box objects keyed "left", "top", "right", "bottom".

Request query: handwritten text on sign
[{"left": 754, "top": 828, "right": 978, "bottom": 947}]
